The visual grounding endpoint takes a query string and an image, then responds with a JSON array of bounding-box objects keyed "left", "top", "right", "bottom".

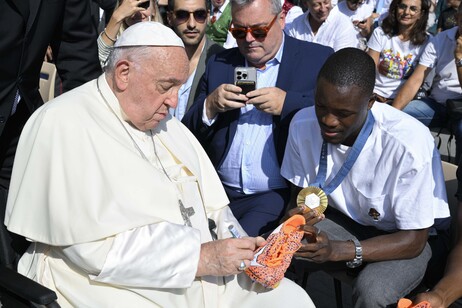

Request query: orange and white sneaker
[
  {"left": 397, "top": 298, "right": 432, "bottom": 308},
  {"left": 245, "top": 214, "right": 305, "bottom": 289}
]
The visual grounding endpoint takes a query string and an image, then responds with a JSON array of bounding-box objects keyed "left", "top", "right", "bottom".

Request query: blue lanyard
[{"left": 311, "top": 110, "right": 375, "bottom": 195}]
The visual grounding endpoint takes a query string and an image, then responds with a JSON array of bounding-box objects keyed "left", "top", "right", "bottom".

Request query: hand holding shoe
[{"left": 196, "top": 237, "right": 265, "bottom": 277}]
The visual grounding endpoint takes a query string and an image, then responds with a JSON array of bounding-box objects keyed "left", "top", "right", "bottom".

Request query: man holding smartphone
[{"left": 182, "top": 0, "right": 333, "bottom": 237}]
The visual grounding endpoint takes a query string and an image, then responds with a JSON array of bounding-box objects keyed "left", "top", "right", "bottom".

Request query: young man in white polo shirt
[{"left": 281, "top": 48, "right": 450, "bottom": 307}]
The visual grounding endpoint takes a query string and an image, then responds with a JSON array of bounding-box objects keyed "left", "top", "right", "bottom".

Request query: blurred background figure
[
  {"left": 0, "top": 0, "right": 102, "bottom": 269},
  {"left": 206, "top": 0, "right": 232, "bottom": 45},
  {"left": 285, "top": 0, "right": 360, "bottom": 51},
  {"left": 368, "top": 0, "right": 430, "bottom": 103},
  {"left": 337, "top": 0, "right": 376, "bottom": 49},
  {"left": 98, "top": 0, "right": 164, "bottom": 67},
  {"left": 283, "top": 0, "right": 304, "bottom": 26},
  {"left": 438, "top": 0, "right": 461, "bottom": 32},
  {"left": 392, "top": 4, "right": 462, "bottom": 163},
  {"left": 167, "top": 0, "right": 224, "bottom": 120},
  {"left": 90, "top": 0, "right": 118, "bottom": 33}
]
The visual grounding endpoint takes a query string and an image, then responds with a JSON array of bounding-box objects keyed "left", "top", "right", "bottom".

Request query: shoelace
[{"left": 261, "top": 232, "right": 302, "bottom": 267}]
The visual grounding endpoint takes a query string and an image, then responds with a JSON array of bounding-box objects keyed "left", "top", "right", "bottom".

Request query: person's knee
[{"left": 352, "top": 274, "right": 402, "bottom": 307}]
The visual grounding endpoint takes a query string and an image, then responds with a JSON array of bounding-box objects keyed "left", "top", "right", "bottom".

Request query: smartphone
[
  {"left": 234, "top": 67, "right": 257, "bottom": 95},
  {"left": 139, "top": 0, "right": 150, "bottom": 9}
]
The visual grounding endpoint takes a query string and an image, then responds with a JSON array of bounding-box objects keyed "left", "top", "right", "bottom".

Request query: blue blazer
[{"left": 182, "top": 35, "right": 333, "bottom": 169}]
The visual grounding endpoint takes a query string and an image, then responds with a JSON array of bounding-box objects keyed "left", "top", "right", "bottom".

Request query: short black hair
[
  {"left": 317, "top": 48, "right": 375, "bottom": 97},
  {"left": 168, "top": 0, "right": 210, "bottom": 11}
]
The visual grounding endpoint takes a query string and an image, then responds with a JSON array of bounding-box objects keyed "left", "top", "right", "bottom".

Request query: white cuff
[{"left": 202, "top": 99, "right": 217, "bottom": 126}]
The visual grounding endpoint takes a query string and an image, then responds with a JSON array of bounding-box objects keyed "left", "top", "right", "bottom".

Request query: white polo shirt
[
  {"left": 281, "top": 103, "right": 450, "bottom": 231},
  {"left": 284, "top": 6, "right": 359, "bottom": 51},
  {"left": 419, "top": 26, "right": 462, "bottom": 104},
  {"left": 336, "top": 0, "right": 375, "bottom": 22}
]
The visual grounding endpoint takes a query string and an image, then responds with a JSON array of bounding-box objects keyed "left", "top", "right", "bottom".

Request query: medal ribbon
[{"left": 310, "top": 110, "right": 375, "bottom": 195}]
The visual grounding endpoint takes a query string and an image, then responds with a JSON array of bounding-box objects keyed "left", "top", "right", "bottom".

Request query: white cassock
[{"left": 5, "top": 75, "right": 314, "bottom": 308}]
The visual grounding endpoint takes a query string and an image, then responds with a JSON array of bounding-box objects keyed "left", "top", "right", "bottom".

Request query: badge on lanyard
[{"left": 368, "top": 208, "right": 381, "bottom": 221}]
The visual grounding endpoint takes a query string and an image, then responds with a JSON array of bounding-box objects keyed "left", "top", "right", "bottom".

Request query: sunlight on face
[{"left": 121, "top": 47, "right": 189, "bottom": 131}]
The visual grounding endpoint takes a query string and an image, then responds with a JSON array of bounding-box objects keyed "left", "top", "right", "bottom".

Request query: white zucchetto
[{"left": 114, "top": 22, "right": 185, "bottom": 48}]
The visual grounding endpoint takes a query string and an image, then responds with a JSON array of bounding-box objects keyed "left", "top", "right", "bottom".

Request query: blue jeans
[{"left": 402, "top": 97, "right": 462, "bottom": 163}]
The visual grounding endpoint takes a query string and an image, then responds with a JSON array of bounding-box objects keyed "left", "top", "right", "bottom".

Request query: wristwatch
[
  {"left": 346, "top": 238, "right": 363, "bottom": 268},
  {"left": 456, "top": 58, "right": 462, "bottom": 68}
]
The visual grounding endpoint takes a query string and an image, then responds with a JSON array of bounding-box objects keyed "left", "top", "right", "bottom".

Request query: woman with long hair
[{"left": 367, "top": 0, "right": 430, "bottom": 103}]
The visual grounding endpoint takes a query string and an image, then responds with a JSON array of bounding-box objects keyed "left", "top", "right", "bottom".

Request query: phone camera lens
[
  {"left": 237, "top": 71, "right": 242, "bottom": 75},
  {"left": 237, "top": 76, "right": 242, "bottom": 80},
  {"left": 242, "top": 74, "right": 247, "bottom": 79}
]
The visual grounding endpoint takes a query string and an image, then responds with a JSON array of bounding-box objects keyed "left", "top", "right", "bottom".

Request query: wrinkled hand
[
  {"left": 246, "top": 87, "right": 286, "bottom": 115},
  {"left": 205, "top": 84, "right": 248, "bottom": 119},
  {"left": 196, "top": 237, "right": 266, "bottom": 277},
  {"left": 413, "top": 291, "right": 445, "bottom": 308},
  {"left": 113, "top": 0, "right": 148, "bottom": 22}
]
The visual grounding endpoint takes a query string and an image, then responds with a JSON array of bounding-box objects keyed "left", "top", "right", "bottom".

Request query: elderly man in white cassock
[{"left": 4, "top": 22, "right": 314, "bottom": 307}]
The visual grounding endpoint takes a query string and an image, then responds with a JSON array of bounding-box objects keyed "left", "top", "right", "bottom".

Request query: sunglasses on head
[
  {"left": 173, "top": 9, "right": 208, "bottom": 24},
  {"left": 229, "top": 14, "right": 278, "bottom": 39}
]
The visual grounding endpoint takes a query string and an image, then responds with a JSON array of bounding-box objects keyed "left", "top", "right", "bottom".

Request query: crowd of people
[{"left": 2, "top": 0, "right": 462, "bottom": 306}]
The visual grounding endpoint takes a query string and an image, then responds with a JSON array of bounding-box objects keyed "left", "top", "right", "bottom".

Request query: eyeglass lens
[
  {"left": 174, "top": 9, "right": 208, "bottom": 23},
  {"left": 230, "top": 15, "right": 277, "bottom": 39},
  {"left": 397, "top": 3, "right": 420, "bottom": 12}
]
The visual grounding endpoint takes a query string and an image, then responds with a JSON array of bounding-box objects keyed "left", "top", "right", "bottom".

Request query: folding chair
[{"left": 39, "top": 62, "right": 57, "bottom": 103}]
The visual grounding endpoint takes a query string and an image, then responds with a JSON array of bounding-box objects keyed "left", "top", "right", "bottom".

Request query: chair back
[
  {"left": 441, "top": 161, "right": 459, "bottom": 245},
  {"left": 39, "top": 62, "right": 57, "bottom": 103}
]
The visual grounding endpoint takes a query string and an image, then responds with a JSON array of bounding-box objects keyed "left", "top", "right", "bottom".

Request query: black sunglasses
[
  {"left": 173, "top": 9, "right": 208, "bottom": 24},
  {"left": 229, "top": 15, "right": 278, "bottom": 40}
]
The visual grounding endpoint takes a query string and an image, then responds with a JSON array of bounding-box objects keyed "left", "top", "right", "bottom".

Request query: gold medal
[{"left": 297, "top": 186, "right": 328, "bottom": 215}]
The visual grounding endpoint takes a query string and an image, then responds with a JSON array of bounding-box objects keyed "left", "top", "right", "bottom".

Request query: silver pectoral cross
[{"left": 179, "top": 200, "right": 195, "bottom": 227}]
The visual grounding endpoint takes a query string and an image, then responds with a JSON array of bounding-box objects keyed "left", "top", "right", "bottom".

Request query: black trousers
[{"left": 0, "top": 102, "right": 31, "bottom": 268}]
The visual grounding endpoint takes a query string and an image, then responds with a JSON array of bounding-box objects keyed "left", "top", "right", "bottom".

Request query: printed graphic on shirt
[{"left": 378, "top": 48, "right": 416, "bottom": 80}]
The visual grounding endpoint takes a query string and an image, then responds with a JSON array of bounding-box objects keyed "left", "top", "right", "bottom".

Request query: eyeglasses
[
  {"left": 173, "top": 9, "right": 208, "bottom": 24},
  {"left": 229, "top": 15, "right": 278, "bottom": 39},
  {"left": 397, "top": 3, "right": 420, "bottom": 13}
]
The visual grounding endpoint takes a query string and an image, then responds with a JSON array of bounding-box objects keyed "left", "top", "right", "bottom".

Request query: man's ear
[
  {"left": 114, "top": 60, "right": 130, "bottom": 91},
  {"left": 278, "top": 12, "right": 286, "bottom": 29}
]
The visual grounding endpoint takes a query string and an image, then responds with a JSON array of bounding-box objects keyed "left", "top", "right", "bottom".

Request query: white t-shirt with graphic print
[{"left": 368, "top": 27, "right": 427, "bottom": 98}]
